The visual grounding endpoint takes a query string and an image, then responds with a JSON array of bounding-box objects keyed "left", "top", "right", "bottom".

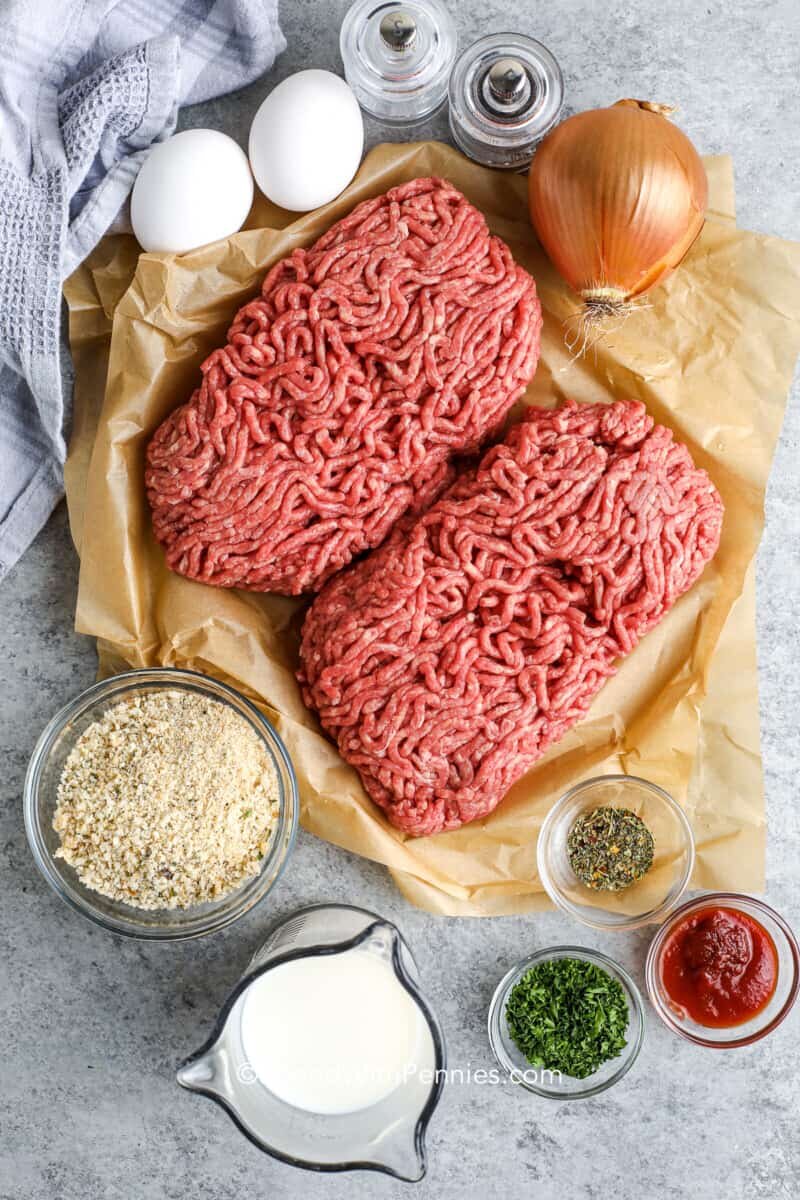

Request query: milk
[{"left": 238, "top": 947, "right": 428, "bottom": 1114}]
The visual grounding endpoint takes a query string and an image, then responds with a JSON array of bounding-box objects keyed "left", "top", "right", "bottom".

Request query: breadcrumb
[{"left": 53, "top": 690, "right": 280, "bottom": 909}]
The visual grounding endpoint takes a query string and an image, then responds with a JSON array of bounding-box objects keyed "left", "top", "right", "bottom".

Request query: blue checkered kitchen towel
[{"left": 0, "top": 0, "right": 285, "bottom": 580}]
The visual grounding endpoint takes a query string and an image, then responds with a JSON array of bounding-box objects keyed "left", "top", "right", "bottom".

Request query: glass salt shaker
[
  {"left": 448, "top": 32, "right": 565, "bottom": 170},
  {"left": 340, "top": 0, "right": 457, "bottom": 124}
]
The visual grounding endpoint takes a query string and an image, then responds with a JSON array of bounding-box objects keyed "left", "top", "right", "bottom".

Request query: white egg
[
  {"left": 248, "top": 70, "right": 364, "bottom": 212},
  {"left": 131, "top": 129, "right": 254, "bottom": 254}
]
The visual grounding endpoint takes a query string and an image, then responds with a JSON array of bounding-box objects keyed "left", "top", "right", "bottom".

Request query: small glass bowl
[
  {"left": 537, "top": 775, "right": 695, "bottom": 932},
  {"left": 24, "top": 669, "right": 298, "bottom": 941},
  {"left": 488, "top": 946, "right": 644, "bottom": 1099},
  {"left": 645, "top": 893, "right": 800, "bottom": 1048}
]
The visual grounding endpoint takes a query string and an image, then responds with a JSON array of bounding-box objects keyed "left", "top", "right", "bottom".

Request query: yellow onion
[{"left": 529, "top": 99, "right": 708, "bottom": 319}]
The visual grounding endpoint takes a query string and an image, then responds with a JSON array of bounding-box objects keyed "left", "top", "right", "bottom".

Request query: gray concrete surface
[{"left": 3, "top": 1, "right": 800, "bottom": 1197}]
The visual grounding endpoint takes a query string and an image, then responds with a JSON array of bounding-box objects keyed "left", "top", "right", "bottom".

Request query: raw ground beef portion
[
  {"left": 145, "top": 177, "right": 542, "bottom": 595},
  {"left": 299, "top": 400, "right": 724, "bottom": 837}
]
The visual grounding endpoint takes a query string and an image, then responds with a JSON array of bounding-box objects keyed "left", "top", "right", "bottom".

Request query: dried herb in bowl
[
  {"left": 567, "top": 806, "right": 654, "bottom": 892},
  {"left": 505, "top": 957, "right": 629, "bottom": 1079}
]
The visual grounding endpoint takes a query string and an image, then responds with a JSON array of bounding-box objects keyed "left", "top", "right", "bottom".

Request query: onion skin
[{"left": 528, "top": 99, "right": 708, "bottom": 309}]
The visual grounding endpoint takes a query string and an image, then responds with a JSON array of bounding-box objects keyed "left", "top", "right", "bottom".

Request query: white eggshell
[
  {"left": 131, "top": 129, "right": 254, "bottom": 254},
  {"left": 248, "top": 70, "right": 364, "bottom": 212}
]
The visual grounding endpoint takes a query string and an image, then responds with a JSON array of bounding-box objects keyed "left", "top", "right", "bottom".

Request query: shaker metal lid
[
  {"left": 379, "top": 9, "right": 418, "bottom": 53},
  {"left": 340, "top": 0, "right": 457, "bottom": 123},
  {"left": 483, "top": 57, "right": 532, "bottom": 114}
]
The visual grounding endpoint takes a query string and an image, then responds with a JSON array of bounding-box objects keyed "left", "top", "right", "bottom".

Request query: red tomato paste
[{"left": 660, "top": 906, "right": 778, "bottom": 1027}]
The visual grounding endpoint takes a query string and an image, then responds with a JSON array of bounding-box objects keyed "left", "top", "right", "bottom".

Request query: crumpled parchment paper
[{"left": 63, "top": 142, "right": 800, "bottom": 915}]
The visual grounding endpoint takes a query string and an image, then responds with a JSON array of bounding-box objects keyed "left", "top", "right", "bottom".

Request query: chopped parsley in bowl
[{"left": 488, "top": 946, "right": 644, "bottom": 1098}]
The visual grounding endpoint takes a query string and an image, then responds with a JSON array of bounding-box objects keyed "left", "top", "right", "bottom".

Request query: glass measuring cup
[{"left": 176, "top": 904, "right": 446, "bottom": 1181}]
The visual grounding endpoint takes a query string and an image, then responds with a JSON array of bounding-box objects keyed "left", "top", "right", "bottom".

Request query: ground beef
[
  {"left": 299, "top": 400, "right": 724, "bottom": 837},
  {"left": 145, "top": 177, "right": 542, "bottom": 595}
]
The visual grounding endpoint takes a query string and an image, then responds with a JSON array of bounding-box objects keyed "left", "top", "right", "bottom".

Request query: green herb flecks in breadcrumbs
[{"left": 505, "top": 957, "right": 629, "bottom": 1079}]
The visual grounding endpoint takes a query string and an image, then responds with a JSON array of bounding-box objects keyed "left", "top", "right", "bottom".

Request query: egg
[
  {"left": 248, "top": 70, "right": 364, "bottom": 212},
  {"left": 131, "top": 129, "right": 254, "bottom": 254}
]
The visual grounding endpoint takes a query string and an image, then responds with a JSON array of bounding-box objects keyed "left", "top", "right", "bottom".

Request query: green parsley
[{"left": 505, "top": 957, "right": 629, "bottom": 1079}]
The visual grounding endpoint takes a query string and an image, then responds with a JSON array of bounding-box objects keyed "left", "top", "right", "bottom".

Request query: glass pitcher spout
[
  {"left": 175, "top": 904, "right": 446, "bottom": 1182},
  {"left": 370, "top": 1117, "right": 428, "bottom": 1182},
  {"left": 176, "top": 1048, "right": 225, "bottom": 1093},
  {"left": 176, "top": 1056, "right": 214, "bottom": 1091}
]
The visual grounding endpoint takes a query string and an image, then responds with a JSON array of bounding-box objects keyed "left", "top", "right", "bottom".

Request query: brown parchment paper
[{"left": 63, "top": 141, "right": 800, "bottom": 916}]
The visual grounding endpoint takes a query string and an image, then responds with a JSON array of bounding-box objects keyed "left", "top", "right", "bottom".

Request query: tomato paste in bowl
[{"left": 645, "top": 893, "right": 799, "bottom": 1047}]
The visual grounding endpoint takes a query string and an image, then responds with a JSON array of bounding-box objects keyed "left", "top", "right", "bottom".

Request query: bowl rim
[
  {"left": 644, "top": 891, "right": 800, "bottom": 1048},
  {"left": 536, "top": 773, "right": 696, "bottom": 932},
  {"left": 23, "top": 667, "right": 299, "bottom": 941},
  {"left": 487, "top": 944, "right": 645, "bottom": 1099}
]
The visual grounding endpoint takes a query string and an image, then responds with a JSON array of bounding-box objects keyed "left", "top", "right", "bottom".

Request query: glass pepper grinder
[
  {"left": 448, "top": 33, "right": 565, "bottom": 170},
  {"left": 340, "top": 0, "right": 457, "bottom": 124}
]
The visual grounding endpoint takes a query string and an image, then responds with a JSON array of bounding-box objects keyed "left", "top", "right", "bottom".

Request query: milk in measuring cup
[{"left": 239, "top": 947, "right": 429, "bottom": 1114}]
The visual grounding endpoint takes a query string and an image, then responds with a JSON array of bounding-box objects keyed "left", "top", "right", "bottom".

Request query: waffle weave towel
[{"left": 0, "top": 0, "right": 285, "bottom": 580}]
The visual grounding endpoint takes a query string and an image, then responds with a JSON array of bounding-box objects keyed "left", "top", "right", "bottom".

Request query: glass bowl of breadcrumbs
[{"left": 24, "top": 669, "right": 299, "bottom": 939}]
